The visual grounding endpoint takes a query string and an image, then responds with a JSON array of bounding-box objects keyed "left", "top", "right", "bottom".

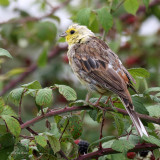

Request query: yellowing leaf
[{"left": 6, "top": 68, "right": 26, "bottom": 78}]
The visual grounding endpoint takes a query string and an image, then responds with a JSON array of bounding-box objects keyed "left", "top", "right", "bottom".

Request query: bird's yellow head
[{"left": 60, "top": 24, "right": 95, "bottom": 46}]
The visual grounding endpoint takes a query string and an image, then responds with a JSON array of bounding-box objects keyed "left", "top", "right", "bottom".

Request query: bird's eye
[{"left": 70, "top": 30, "right": 75, "bottom": 34}]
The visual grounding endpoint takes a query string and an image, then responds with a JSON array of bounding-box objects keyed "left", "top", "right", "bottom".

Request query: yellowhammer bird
[{"left": 60, "top": 24, "right": 148, "bottom": 137}]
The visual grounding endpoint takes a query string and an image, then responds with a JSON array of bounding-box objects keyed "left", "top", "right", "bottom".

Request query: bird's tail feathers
[{"left": 120, "top": 97, "right": 148, "bottom": 137}]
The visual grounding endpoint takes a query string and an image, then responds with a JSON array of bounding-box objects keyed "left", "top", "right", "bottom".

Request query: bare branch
[
  {"left": 20, "top": 105, "right": 160, "bottom": 129},
  {"left": 77, "top": 143, "right": 158, "bottom": 160}
]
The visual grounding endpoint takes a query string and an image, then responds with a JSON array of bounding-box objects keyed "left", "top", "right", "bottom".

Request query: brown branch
[
  {"left": 0, "top": 0, "right": 70, "bottom": 25},
  {"left": 58, "top": 150, "right": 69, "bottom": 160},
  {"left": 99, "top": 111, "right": 105, "bottom": 149},
  {"left": 77, "top": 143, "right": 158, "bottom": 160},
  {"left": 0, "top": 45, "right": 67, "bottom": 96},
  {"left": 20, "top": 105, "right": 160, "bottom": 130}
]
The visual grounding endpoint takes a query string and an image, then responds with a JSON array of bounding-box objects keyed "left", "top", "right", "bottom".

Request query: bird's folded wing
[{"left": 72, "top": 37, "right": 134, "bottom": 99}]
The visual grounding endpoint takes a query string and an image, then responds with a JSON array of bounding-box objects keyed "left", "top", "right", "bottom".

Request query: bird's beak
[{"left": 59, "top": 32, "right": 67, "bottom": 37}]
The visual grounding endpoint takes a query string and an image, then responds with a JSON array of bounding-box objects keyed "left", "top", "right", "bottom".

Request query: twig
[
  {"left": 59, "top": 119, "right": 69, "bottom": 141},
  {"left": 0, "top": 45, "right": 67, "bottom": 96},
  {"left": 20, "top": 135, "right": 34, "bottom": 140},
  {"left": 16, "top": 117, "right": 38, "bottom": 135},
  {"left": 18, "top": 89, "right": 26, "bottom": 121},
  {"left": 20, "top": 105, "right": 160, "bottom": 129},
  {"left": 58, "top": 150, "right": 69, "bottom": 160},
  {"left": 77, "top": 143, "right": 158, "bottom": 160},
  {"left": 99, "top": 111, "right": 105, "bottom": 150},
  {"left": 112, "top": 0, "right": 125, "bottom": 13}
]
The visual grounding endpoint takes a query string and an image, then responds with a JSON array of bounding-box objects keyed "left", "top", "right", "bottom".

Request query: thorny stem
[
  {"left": 20, "top": 105, "right": 160, "bottom": 129},
  {"left": 77, "top": 143, "right": 158, "bottom": 160},
  {"left": 99, "top": 111, "right": 105, "bottom": 150}
]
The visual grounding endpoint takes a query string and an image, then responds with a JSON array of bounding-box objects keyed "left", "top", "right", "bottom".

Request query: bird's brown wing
[{"left": 72, "top": 36, "right": 135, "bottom": 99}]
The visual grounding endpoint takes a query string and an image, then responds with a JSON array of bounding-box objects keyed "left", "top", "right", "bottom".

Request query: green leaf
[
  {"left": 55, "top": 84, "right": 77, "bottom": 101},
  {"left": 21, "top": 80, "right": 42, "bottom": 89},
  {"left": 144, "top": 87, "right": 160, "bottom": 94},
  {"left": 36, "top": 88, "right": 53, "bottom": 106},
  {"left": 0, "top": 97, "right": 5, "bottom": 107},
  {"left": 147, "top": 104, "right": 160, "bottom": 117},
  {"left": 35, "top": 135, "right": 47, "bottom": 148},
  {"left": 1, "top": 115, "right": 21, "bottom": 137},
  {"left": 124, "top": 0, "right": 139, "bottom": 15},
  {"left": 76, "top": 8, "right": 91, "bottom": 26},
  {"left": 88, "top": 12, "right": 99, "bottom": 33},
  {"left": 143, "top": 0, "right": 149, "bottom": 8},
  {"left": 0, "top": 48, "right": 12, "bottom": 58},
  {"left": 35, "top": 22, "right": 57, "bottom": 42},
  {"left": 120, "top": 135, "right": 140, "bottom": 146},
  {"left": 128, "top": 68, "right": 150, "bottom": 79},
  {"left": 97, "top": 7, "right": 113, "bottom": 33},
  {"left": 67, "top": 115, "right": 82, "bottom": 139},
  {"left": 0, "top": 133, "right": 15, "bottom": 160},
  {"left": 142, "top": 135, "right": 160, "bottom": 147},
  {"left": 24, "top": 89, "right": 36, "bottom": 97},
  {"left": 132, "top": 96, "right": 149, "bottom": 115},
  {"left": 47, "top": 135, "right": 60, "bottom": 154},
  {"left": 37, "top": 48, "right": 47, "bottom": 67},
  {"left": 69, "top": 100, "right": 87, "bottom": 107},
  {"left": 0, "top": 0, "right": 9, "bottom": 6},
  {"left": 111, "top": 139, "right": 135, "bottom": 153},
  {"left": 114, "top": 114, "right": 124, "bottom": 135},
  {"left": 89, "top": 136, "right": 115, "bottom": 149},
  {"left": 89, "top": 109, "right": 98, "bottom": 121},
  {"left": 9, "top": 88, "right": 25, "bottom": 105},
  {"left": 6, "top": 68, "right": 26, "bottom": 78},
  {"left": 111, "top": 153, "right": 127, "bottom": 160},
  {"left": 0, "top": 105, "right": 17, "bottom": 117},
  {"left": 153, "top": 149, "right": 160, "bottom": 159},
  {"left": 12, "top": 143, "right": 29, "bottom": 160}
]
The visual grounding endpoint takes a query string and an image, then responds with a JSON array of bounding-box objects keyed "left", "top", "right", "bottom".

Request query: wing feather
[{"left": 71, "top": 36, "right": 135, "bottom": 99}]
